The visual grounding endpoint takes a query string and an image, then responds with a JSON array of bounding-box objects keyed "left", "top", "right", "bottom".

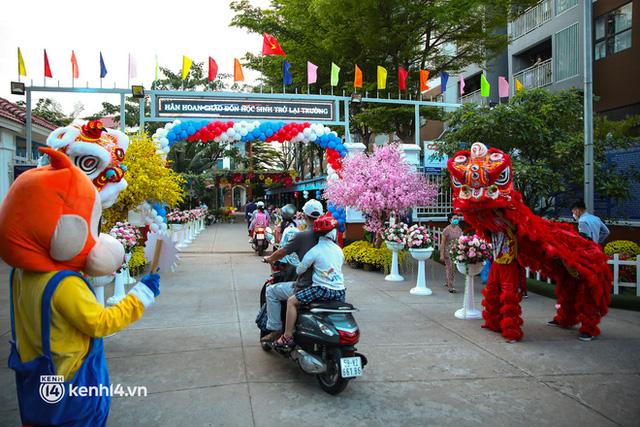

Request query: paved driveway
[{"left": 1, "top": 223, "right": 639, "bottom": 426}]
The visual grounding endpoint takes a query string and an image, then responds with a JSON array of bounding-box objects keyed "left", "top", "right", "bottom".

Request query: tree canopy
[
  {"left": 438, "top": 88, "right": 640, "bottom": 214},
  {"left": 230, "top": 0, "right": 535, "bottom": 147}
]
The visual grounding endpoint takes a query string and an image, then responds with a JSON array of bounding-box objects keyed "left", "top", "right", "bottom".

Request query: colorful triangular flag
[
  {"left": 330, "top": 62, "right": 340, "bottom": 87},
  {"left": 209, "top": 57, "right": 218, "bottom": 81},
  {"left": 99, "top": 52, "right": 107, "bottom": 78},
  {"left": 515, "top": 78, "right": 524, "bottom": 92},
  {"left": 181, "top": 55, "right": 192, "bottom": 80},
  {"left": 44, "top": 49, "right": 52, "bottom": 78},
  {"left": 459, "top": 74, "right": 465, "bottom": 95},
  {"left": 307, "top": 61, "right": 317, "bottom": 85},
  {"left": 480, "top": 73, "right": 490, "bottom": 97},
  {"left": 234, "top": 58, "right": 244, "bottom": 82},
  {"left": 18, "top": 48, "right": 26, "bottom": 77},
  {"left": 71, "top": 50, "right": 79, "bottom": 79},
  {"left": 377, "top": 66, "right": 387, "bottom": 90},
  {"left": 398, "top": 66, "right": 408, "bottom": 91},
  {"left": 498, "top": 76, "right": 509, "bottom": 98},
  {"left": 283, "top": 60, "right": 292, "bottom": 85},
  {"left": 420, "top": 70, "right": 430, "bottom": 93}
]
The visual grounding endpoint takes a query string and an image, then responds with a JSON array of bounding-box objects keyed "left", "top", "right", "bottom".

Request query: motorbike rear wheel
[
  {"left": 258, "top": 245, "right": 265, "bottom": 256},
  {"left": 316, "top": 352, "right": 349, "bottom": 395}
]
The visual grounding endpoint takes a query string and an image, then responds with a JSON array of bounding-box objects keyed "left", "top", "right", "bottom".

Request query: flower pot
[
  {"left": 385, "top": 241, "right": 405, "bottom": 282},
  {"left": 408, "top": 247, "right": 434, "bottom": 296},
  {"left": 456, "top": 261, "right": 484, "bottom": 276},
  {"left": 454, "top": 261, "right": 484, "bottom": 320}
]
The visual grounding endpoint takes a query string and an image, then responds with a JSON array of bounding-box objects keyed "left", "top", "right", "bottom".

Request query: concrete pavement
[{"left": 0, "top": 223, "right": 639, "bottom": 426}]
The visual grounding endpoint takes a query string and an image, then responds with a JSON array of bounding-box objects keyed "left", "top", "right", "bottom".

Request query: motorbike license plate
[
  {"left": 256, "top": 234, "right": 265, "bottom": 240},
  {"left": 340, "top": 357, "right": 362, "bottom": 378}
]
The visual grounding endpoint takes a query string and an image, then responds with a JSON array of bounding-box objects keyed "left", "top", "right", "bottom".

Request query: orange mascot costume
[{"left": 0, "top": 147, "right": 160, "bottom": 426}]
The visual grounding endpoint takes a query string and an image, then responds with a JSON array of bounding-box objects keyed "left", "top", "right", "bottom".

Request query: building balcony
[
  {"left": 513, "top": 58, "right": 553, "bottom": 90},
  {"left": 459, "top": 89, "right": 484, "bottom": 105},
  {"left": 510, "top": 0, "right": 553, "bottom": 40}
]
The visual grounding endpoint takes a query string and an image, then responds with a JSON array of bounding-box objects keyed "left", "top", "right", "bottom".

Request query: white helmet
[
  {"left": 302, "top": 199, "right": 324, "bottom": 219},
  {"left": 256, "top": 201, "right": 265, "bottom": 208}
]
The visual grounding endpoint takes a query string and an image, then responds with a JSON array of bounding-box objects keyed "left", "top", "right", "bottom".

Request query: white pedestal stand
[
  {"left": 454, "top": 262, "right": 484, "bottom": 319},
  {"left": 172, "top": 224, "right": 185, "bottom": 249},
  {"left": 409, "top": 247, "right": 434, "bottom": 295},
  {"left": 183, "top": 222, "right": 193, "bottom": 245},
  {"left": 123, "top": 252, "right": 136, "bottom": 285},
  {"left": 107, "top": 262, "right": 128, "bottom": 306},
  {"left": 91, "top": 275, "right": 114, "bottom": 307},
  {"left": 385, "top": 241, "right": 405, "bottom": 281}
]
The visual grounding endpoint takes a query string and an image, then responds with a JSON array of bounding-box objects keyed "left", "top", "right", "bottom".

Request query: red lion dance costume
[{"left": 447, "top": 143, "right": 611, "bottom": 342}]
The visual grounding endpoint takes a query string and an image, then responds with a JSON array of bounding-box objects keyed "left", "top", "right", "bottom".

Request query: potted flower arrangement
[
  {"left": 450, "top": 234, "right": 492, "bottom": 320},
  {"left": 107, "top": 222, "right": 142, "bottom": 305},
  {"left": 450, "top": 234, "right": 492, "bottom": 276},
  {"left": 382, "top": 222, "right": 409, "bottom": 281},
  {"left": 405, "top": 225, "right": 435, "bottom": 295},
  {"left": 109, "top": 221, "right": 142, "bottom": 254}
]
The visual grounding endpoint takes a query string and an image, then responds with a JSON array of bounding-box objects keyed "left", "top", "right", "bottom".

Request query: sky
[{"left": 0, "top": 0, "right": 270, "bottom": 116}]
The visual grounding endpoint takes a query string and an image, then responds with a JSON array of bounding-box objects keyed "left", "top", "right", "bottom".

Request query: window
[
  {"left": 595, "top": 2, "right": 633, "bottom": 60},
  {"left": 555, "top": 0, "right": 577, "bottom": 16},
  {"left": 554, "top": 23, "right": 579, "bottom": 81}
]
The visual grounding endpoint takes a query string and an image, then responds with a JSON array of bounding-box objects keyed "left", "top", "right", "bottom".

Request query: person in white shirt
[
  {"left": 274, "top": 214, "right": 345, "bottom": 348},
  {"left": 571, "top": 200, "right": 610, "bottom": 244}
]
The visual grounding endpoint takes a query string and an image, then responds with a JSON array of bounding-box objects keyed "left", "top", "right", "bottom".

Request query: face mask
[
  {"left": 451, "top": 219, "right": 460, "bottom": 225},
  {"left": 572, "top": 213, "right": 578, "bottom": 221}
]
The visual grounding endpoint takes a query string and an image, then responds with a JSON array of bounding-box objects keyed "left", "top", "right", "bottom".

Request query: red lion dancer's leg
[
  {"left": 482, "top": 264, "right": 501, "bottom": 332},
  {"left": 576, "top": 282, "right": 603, "bottom": 338},
  {"left": 496, "top": 263, "right": 524, "bottom": 342},
  {"left": 553, "top": 274, "right": 579, "bottom": 328}
]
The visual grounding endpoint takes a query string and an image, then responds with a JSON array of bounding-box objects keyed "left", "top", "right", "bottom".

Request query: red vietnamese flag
[
  {"left": 262, "top": 33, "right": 286, "bottom": 56},
  {"left": 208, "top": 57, "right": 218, "bottom": 81},
  {"left": 398, "top": 66, "right": 408, "bottom": 91},
  {"left": 44, "top": 49, "right": 52, "bottom": 78}
]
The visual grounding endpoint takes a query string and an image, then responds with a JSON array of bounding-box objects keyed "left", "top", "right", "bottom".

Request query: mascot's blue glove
[{"left": 140, "top": 273, "right": 161, "bottom": 297}]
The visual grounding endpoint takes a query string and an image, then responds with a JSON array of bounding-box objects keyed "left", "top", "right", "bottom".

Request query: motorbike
[
  {"left": 251, "top": 226, "right": 273, "bottom": 256},
  {"left": 256, "top": 263, "right": 367, "bottom": 395}
]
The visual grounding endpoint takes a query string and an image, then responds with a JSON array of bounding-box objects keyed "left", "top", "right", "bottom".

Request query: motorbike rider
[
  {"left": 276, "top": 204, "right": 299, "bottom": 260},
  {"left": 249, "top": 201, "right": 269, "bottom": 238},
  {"left": 273, "top": 213, "right": 345, "bottom": 348},
  {"left": 261, "top": 199, "right": 324, "bottom": 342}
]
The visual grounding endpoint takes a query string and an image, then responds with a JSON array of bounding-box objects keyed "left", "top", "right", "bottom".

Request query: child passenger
[{"left": 274, "top": 214, "right": 345, "bottom": 348}]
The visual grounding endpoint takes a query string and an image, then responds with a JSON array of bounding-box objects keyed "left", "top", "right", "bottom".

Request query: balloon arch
[{"left": 152, "top": 120, "right": 348, "bottom": 231}]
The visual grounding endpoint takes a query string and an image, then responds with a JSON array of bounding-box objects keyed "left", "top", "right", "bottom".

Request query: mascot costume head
[
  {"left": 0, "top": 147, "right": 124, "bottom": 275},
  {"left": 41, "top": 120, "right": 129, "bottom": 208}
]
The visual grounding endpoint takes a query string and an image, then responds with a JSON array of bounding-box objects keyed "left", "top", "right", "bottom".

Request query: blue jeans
[{"left": 265, "top": 281, "right": 295, "bottom": 331}]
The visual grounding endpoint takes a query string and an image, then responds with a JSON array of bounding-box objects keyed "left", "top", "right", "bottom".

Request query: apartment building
[{"left": 447, "top": 0, "right": 639, "bottom": 119}]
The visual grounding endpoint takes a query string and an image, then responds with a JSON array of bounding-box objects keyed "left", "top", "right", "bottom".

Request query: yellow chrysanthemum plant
[{"left": 102, "top": 133, "right": 185, "bottom": 231}]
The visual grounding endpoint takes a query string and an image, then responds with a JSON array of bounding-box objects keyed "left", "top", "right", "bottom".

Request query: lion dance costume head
[
  {"left": 448, "top": 142, "right": 611, "bottom": 341},
  {"left": 0, "top": 147, "right": 124, "bottom": 276},
  {"left": 42, "top": 120, "right": 129, "bottom": 208}
]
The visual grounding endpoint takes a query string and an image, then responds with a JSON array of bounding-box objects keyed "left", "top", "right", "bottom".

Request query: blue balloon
[
  {"left": 180, "top": 131, "right": 188, "bottom": 139},
  {"left": 259, "top": 134, "right": 266, "bottom": 141},
  {"left": 328, "top": 141, "right": 337, "bottom": 150},
  {"left": 266, "top": 130, "right": 274, "bottom": 137}
]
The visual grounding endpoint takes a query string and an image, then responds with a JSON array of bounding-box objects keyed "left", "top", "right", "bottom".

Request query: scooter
[
  {"left": 256, "top": 264, "right": 367, "bottom": 395},
  {"left": 251, "top": 226, "right": 271, "bottom": 256}
]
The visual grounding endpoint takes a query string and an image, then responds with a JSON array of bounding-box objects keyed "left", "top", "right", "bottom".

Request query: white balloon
[
  {"left": 143, "top": 202, "right": 151, "bottom": 209},
  {"left": 156, "top": 215, "right": 164, "bottom": 223},
  {"left": 253, "top": 121, "right": 261, "bottom": 128},
  {"left": 151, "top": 209, "right": 158, "bottom": 216},
  {"left": 303, "top": 128, "right": 311, "bottom": 136},
  {"left": 324, "top": 127, "right": 331, "bottom": 135},
  {"left": 150, "top": 223, "right": 160, "bottom": 232},
  {"left": 163, "top": 146, "right": 170, "bottom": 153},
  {"left": 160, "top": 223, "right": 168, "bottom": 231},
  {"left": 214, "top": 136, "right": 221, "bottom": 143},
  {"left": 330, "top": 131, "right": 338, "bottom": 137},
  {"left": 233, "top": 123, "right": 241, "bottom": 131},
  {"left": 234, "top": 133, "right": 241, "bottom": 141},
  {"left": 240, "top": 129, "right": 248, "bottom": 136},
  {"left": 227, "top": 128, "right": 236, "bottom": 137},
  {"left": 160, "top": 137, "right": 169, "bottom": 146},
  {"left": 144, "top": 216, "right": 153, "bottom": 224},
  {"left": 174, "top": 120, "right": 182, "bottom": 125},
  {"left": 309, "top": 133, "right": 318, "bottom": 142}
]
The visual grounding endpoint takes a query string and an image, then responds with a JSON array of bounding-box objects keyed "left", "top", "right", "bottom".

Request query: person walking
[
  {"left": 571, "top": 200, "right": 610, "bottom": 245},
  {"left": 440, "top": 214, "right": 463, "bottom": 293}
]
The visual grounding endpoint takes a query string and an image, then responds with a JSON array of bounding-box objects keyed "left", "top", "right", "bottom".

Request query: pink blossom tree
[{"left": 324, "top": 143, "right": 438, "bottom": 246}]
